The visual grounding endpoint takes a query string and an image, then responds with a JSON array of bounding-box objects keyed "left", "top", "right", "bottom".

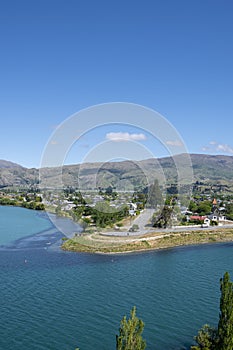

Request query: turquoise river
[{"left": 0, "top": 206, "right": 233, "bottom": 350}]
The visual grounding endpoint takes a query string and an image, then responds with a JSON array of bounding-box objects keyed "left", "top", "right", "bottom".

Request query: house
[
  {"left": 190, "top": 215, "right": 207, "bottom": 221},
  {"left": 62, "top": 200, "right": 76, "bottom": 211},
  {"left": 208, "top": 200, "right": 226, "bottom": 222},
  {"left": 129, "top": 209, "right": 136, "bottom": 216},
  {"left": 181, "top": 209, "right": 193, "bottom": 215},
  {"left": 208, "top": 213, "right": 226, "bottom": 222},
  {"left": 128, "top": 202, "right": 137, "bottom": 216},
  {"left": 129, "top": 202, "right": 137, "bottom": 210},
  {"left": 202, "top": 218, "right": 211, "bottom": 227},
  {"left": 208, "top": 213, "right": 218, "bottom": 221}
]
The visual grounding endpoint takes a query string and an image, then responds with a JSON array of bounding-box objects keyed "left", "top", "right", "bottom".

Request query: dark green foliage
[
  {"left": 0, "top": 197, "right": 18, "bottom": 206},
  {"left": 133, "top": 192, "right": 146, "bottom": 209},
  {"left": 153, "top": 205, "right": 173, "bottom": 228},
  {"left": 22, "top": 201, "right": 45, "bottom": 210},
  {"left": 196, "top": 201, "right": 212, "bottom": 216},
  {"left": 188, "top": 200, "right": 212, "bottom": 216},
  {"left": 116, "top": 306, "right": 146, "bottom": 350},
  {"left": 189, "top": 219, "right": 205, "bottom": 225},
  {"left": 91, "top": 202, "right": 128, "bottom": 228},
  {"left": 191, "top": 325, "right": 217, "bottom": 349},
  {"left": 192, "top": 272, "right": 233, "bottom": 350},
  {"left": 75, "top": 191, "right": 86, "bottom": 205},
  {"left": 225, "top": 203, "right": 233, "bottom": 220},
  {"left": 164, "top": 195, "right": 177, "bottom": 206},
  {"left": 189, "top": 200, "right": 198, "bottom": 212},
  {"left": 217, "top": 272, "right": 233, "bottom": 350},
  {"left": 71, "top": 201, "right": 129, "bottom": 228},
  {"left": 0, "top": 196, "right": 44, "bottom": 210}
]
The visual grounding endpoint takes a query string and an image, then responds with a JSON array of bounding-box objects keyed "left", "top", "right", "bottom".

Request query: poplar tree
[
  {"left": 147, "top": 179, "right": 163, "bottom": 208},
  {"left": 192, "top": 272, "right": 233, "bottom": 350},
  {"left": 116, "top": 306, "right": 146, "bottom": 350},
  {"left": 217, "top": 272, "right": 233, "bottom": 350}
]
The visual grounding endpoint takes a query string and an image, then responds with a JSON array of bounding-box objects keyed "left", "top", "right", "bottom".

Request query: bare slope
[{"left": 1, "top": 154, "right": 233, "bottom": 188}]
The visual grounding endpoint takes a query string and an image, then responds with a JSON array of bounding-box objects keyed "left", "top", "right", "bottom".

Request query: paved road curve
[{"left": 101, "top": 219, "right": 233, "bottom": 238}]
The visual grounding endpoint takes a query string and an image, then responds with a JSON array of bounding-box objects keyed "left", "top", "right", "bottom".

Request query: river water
[{"left": 0, "top": 206, "right": 232, "bottom": 350}]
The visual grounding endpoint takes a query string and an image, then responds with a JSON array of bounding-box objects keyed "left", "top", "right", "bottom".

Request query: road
[
  {"left": 101, "top": 220, "right": 233, "bottom": 238},
  {"left": 130, "top": 208, "right": 155, "bottom": 230}
]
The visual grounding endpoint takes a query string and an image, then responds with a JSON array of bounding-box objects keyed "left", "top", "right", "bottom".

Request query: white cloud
[
  {"left": 202, "top": 141, "right": 233, "bottom": 154},
  {"left": 201, "top": 146, "right": 210, "bottom": 151},
  {"left": 216, "top": 143, "right": 233, "bottom": 154},
  {"left": 166, "top": 140, "right": 183, "bottom": 147},
  {"left": 106, "top": 132, "right": 146, "bottom": 142}
]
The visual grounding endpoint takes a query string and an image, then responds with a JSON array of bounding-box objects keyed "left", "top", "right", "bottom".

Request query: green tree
[
  {"left": 189, "top": 200, "right": 198, "bottom": 213},
  {"left": 90, "top": 202, "right": 128, "bottom": 228},
  {"left": 225, "top": 203, "right": 233, "bottom": 220},
  {"left": 196, "top": 201, "right": 212, "bottom": 216},
  {"left": 153, "top": 205, "right": 173, "bottom": 228},
  {"left": 217, "top": 272, "right": 233, "bottom": 350},
  {"left": 116, "top": 306, "right": 146, "bottom": 350},
  {"left": 81, "top": 217, "right": 91, "bottom": 231},
  {"left": 146, "top": 179, "right": 163, "bottom": 208},
  {"left": 192, "top": 272, "right": 233, "bottom": 350},
  {"left": 35, "top": 202, "right": 45, "bottom": 210},
  {"left": 191, "top": 325, "right": 217, "bottom": 350},
  {"left": 72, "top": 205, "right": 85, "bottom": 221},
  {"left": 133, "top": 192, "right": 146, "bottom": 209}
]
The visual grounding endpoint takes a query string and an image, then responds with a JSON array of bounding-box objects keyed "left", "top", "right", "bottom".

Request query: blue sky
[{"left": 1, "top": 0, "right": 233, "bottom": 168}]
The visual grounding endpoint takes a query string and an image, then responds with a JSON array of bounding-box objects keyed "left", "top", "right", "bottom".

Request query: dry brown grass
[{"left": 61, "top": 227, "right": 233, "bottom": 254}]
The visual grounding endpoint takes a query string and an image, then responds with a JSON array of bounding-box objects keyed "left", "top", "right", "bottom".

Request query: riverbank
[{"left": 61, "top": 227, "right": 233, "bottom": 254}]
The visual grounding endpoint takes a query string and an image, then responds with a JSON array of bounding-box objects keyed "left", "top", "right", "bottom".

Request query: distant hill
[
  {"left": 0, "top": 160, "right": 23, "bottom": 169},
  {"left": 188, "top": 154, "right": 233, "bottom": 182},
  {"left": 1, "top": 154, "right": 233, "bottom": 189},
  {"left": 0, "top": 160, "right": 37, "bottom": 187}
]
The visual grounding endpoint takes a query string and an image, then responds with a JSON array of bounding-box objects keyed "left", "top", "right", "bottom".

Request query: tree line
[{"left": 0, "top": 196, "right": 45, "bottom": 210}]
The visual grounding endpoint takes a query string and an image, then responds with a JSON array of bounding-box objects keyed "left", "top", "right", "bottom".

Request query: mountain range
[{"left": 1, "top": 154, "right": 233, "bottom": 190}]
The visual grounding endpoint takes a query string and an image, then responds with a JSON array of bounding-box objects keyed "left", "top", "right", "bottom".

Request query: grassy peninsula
[{"left": 61, "top": 227, "right": 233, "bottom": 254}]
